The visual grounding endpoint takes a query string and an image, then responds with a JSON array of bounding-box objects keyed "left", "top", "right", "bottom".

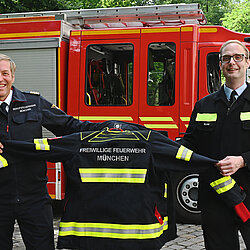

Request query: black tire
[{"left": 172, "top": 172, "right": 201, "bottom": 224}]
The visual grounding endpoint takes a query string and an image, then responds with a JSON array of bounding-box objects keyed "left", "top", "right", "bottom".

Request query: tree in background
[
  {"left": 0, "top": 0, "right": 63, "bottom": 12},
  {"left": 221, "top": 0, "right": 250, "bottom": 33}
]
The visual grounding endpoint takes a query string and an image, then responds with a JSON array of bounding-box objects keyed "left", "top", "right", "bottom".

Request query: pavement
[{"left": 13, "top": 218, "right": 247, "bottom": 250}]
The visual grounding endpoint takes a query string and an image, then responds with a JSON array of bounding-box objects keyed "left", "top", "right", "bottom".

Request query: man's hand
[
  {"left": 215, "top": 156, "right": 245, "bottom": 176},
  {"left": 0, "top": 142, "right": 3, "bottom": 153}
]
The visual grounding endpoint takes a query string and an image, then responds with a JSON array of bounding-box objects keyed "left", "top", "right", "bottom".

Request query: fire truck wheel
[{"left": 172, "top": 172, "right": 201, "bottom": 224}]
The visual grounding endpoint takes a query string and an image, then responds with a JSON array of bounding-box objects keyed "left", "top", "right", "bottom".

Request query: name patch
[{"left": 13, "top": 104, "right": 36, "bottom": 113}]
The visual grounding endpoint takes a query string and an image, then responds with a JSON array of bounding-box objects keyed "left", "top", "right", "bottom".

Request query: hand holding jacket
[{"left": 216, "top": 155, "right": 245, "bottom": 176}]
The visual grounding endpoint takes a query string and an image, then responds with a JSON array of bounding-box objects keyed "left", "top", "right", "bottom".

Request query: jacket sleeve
[
  {"left": 209, "top": 170, "right": 250, "bottom": 223},
  {"left": 40, "top": 96, "right": 100, "bottom": 136},
  {"left": 151, "top": 131, "right": 217, "bottom": 172},
  {"left": 1, "top": 134, "right": 79, "bottom": 164}
]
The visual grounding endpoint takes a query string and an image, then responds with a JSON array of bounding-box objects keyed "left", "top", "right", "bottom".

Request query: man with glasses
[{"left": 182, "top": 40, "right": 250, "bottom": 249}]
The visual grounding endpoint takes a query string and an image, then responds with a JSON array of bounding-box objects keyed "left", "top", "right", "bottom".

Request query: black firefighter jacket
[
  {"left": 0, "top": 120, "right": 229, "bottom": 250},
  {"left": 0, "top": 86, "right": 95, "bottom": 203},
  {"left": 183, "top": 84, "right": 250, "bottom": 222}
]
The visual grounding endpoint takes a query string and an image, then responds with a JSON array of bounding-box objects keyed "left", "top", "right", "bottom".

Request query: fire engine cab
[{"left": 0, "top": 3, "right": 249, "bottom": 223}]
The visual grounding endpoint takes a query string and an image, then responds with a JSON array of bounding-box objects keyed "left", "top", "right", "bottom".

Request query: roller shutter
[{"left": 0, "top": 49, "right": 57, "bottom": 104}]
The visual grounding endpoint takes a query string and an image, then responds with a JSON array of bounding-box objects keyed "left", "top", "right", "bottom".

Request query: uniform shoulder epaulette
[{"left": 24, "top": 91, "right": 40, "bottom": 96}]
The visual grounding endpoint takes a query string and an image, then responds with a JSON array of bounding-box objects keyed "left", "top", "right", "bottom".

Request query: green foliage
[
  {"left": 0, "top": 0, "right": 64, "bottom": 13},
  {"left": 221, "top": 0, "right": 250, "bottom": 33}
]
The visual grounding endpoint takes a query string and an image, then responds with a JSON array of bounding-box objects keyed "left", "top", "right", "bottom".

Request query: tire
[{"left": 172, "top": 172, "right": 201, "bottom": 224}]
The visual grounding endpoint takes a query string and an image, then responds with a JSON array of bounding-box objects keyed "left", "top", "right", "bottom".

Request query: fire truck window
[
  {"left": 207, "top": 53, "right": 221, "bottom": 93},
  {"left": 85, "top": 44, "right": 133, "bottom": 106},
  {"left": 147, "top": 42, "right": 176, "bottom": 106}
]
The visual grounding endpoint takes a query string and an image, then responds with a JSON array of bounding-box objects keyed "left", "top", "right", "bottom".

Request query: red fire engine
[{"left": 0, "top": 3, "right": 249, "bottom": 222}]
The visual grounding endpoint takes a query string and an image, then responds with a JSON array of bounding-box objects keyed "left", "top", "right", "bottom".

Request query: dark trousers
[
  {"left": 201, "top": 199, "right": 250, "bottom": 250},
  {"left": 0, "top": 196, "right": 55, "bottom": 250}
]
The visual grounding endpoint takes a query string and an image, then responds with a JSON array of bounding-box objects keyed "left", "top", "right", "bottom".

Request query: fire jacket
[
  {"left": 0, "top": 120, "right": 221, "bottom": 250},
  {"left": 0, "top": 86, "right": 94, "bottom": 203},
  {"left": 183, "top": 84, "right": 250, "bottom": 222}
]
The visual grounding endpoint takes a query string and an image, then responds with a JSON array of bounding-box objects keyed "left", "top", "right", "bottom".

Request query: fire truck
[{"left": 0, "top": 3, "right": 249, "bottom": 223}]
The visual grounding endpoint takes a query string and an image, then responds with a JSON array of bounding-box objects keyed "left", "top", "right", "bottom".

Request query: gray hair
[{"left": 0, "top": 54, "right": 16, "bottom": 76}]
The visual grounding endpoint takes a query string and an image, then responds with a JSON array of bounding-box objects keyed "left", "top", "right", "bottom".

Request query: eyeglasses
[{"left": 220, "top": 54, "right": 246, "bottom": 63}]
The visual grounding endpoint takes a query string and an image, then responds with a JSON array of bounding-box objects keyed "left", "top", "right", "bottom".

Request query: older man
[{"left": 0, "top": 54, "right": 96, "bottom": 250}]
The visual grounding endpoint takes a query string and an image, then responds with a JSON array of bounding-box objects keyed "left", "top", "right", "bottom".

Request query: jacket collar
[
  {"left": 214, "top": 83, "right": 250, "bottom": 103},
  {"left": 11, "top": 86, "right": 27, "bottom": 103},
  {"left": 241, "top": 83, "right": 250, "bottom": 102},
  {"left": 213, "top": 86, "right": 228, "bottom": 103}
]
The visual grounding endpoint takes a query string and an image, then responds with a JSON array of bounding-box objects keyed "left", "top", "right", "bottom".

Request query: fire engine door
[
  {"left": 139, "top": 28, "right": 180, "bottom": 139},
  {"left": 78, "top": 31, "right": 140, "bottom": 124}
]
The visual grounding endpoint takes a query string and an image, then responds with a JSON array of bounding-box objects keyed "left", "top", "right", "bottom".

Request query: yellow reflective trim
[
  {"left": 176, "top": 146, "right": 184, "bottom": 159},
  {"left": 0, "top": 31, "right": 60, "bottom": 39},
  {"left": 57, "top": 47, "right": 62, "bottom": 109},
  {"left": 42, "top": 139, "right": 50, "bottom": 150},
  {"left": 214, "top": 180, "right": 235, "bottom": 194},
  {"left": 34, "top": 138, "right": 50, "bottom": 151},
  {"left": 240, "top": 112, "right": 250, "bottom": 121},
  {"left": 60, "top": 220, "right": 166, "bottom": 229},
  {"left": 210, "top": 176, "right": 231, "bottom": 187},
  {"left": 144, "top": 124, "right": 178, "bottom": 129},
  {"left": 59, "top": 216, "right": 168, "bottom": 239},
  {"left": 59, "top": 228, "right": 168, "bottom": 239},
  {"left": 79, "top": 168, "right": 147, "bottom": 183},
  {"left": 78, "top": 116, "right": 133, "bottom": 121},
  {"left": 164, "top": 183, "right": 167, "bottom": 198},
  {"left": 140, "top": 117, "right": 173, "bottom": 121},
  {"left": 136, "top": 130, "right": 151, "bottom": 141},
  {"left": 196, "top": 113, "right": 217, "bottom": 122},
  {"left": 0, "top": 155, "right": 8, "bottom": 168},
  {"left": 82, "top": 29, "right": 140, "bottom": 35},
  {"left": 142, "top": 27, "right": 180, "bottom": 33},
  {"left": 180, "top": 117, "right": 190, "bottom": 121},
  {"left": 210, "top": 176, "right": 236, "bottom": 194},
  {"left": 79, "top": 168, "right": 147, "bottom": 174},
  {"left": 88, "top": 129, "right": 140, "bottom": 142},
  {"left": 81, "top": 177, "right": 145, "bottom": 183},
  {"left": 199, "top": 28, "right": 218, "bottom": 33},
  {"left": 176, "top": 145, "right": 193, "bottom": 161},
  {"left": 185, "top": 150, "right": 193, "bottom": 161},
  {"left": 71, "top": 31, "right": 81, "bottom": 36},
  {"left": 182, "top": 27, "right": 193, "bottom": 32},
  {"left": 34, "top": 139, "right": 40, "bottom": 150}
]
